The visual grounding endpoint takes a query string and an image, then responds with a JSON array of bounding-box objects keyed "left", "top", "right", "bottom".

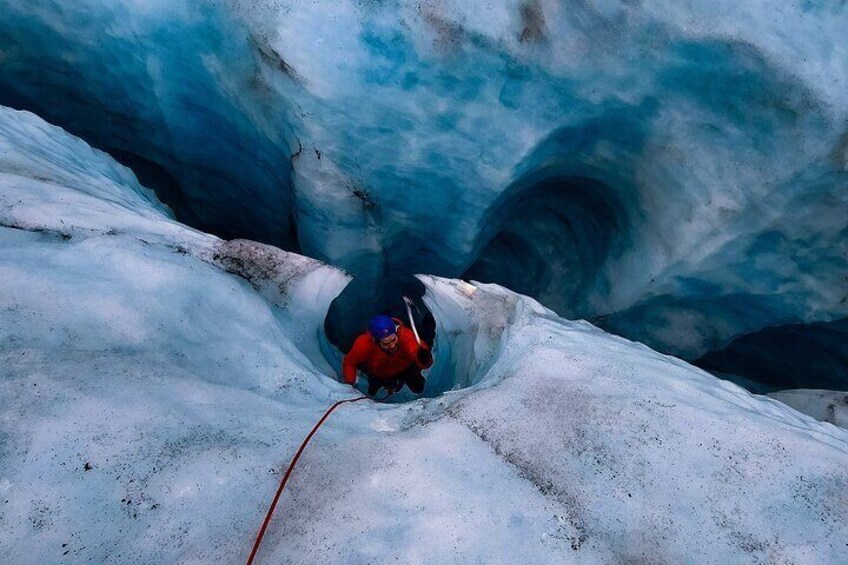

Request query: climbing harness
[{"left": 245, "top": 395, "right": 368, "bottom": 565}]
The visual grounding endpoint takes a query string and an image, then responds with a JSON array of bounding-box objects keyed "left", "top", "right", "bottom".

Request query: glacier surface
[
  {"left": 1, "top": 1, "right": 847, "bottom": 374},
  {"left": 2, "top": 106, "right": 847, "bottom": 563}
]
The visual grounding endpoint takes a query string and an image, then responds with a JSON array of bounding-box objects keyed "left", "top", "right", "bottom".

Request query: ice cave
[{"left": 1, "top": 1, "right": 847, "bottom": 563}]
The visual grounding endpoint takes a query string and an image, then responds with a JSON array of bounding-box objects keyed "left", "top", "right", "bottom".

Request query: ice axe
[{"left": 402, "top": 295, "right": 421, "bottom": 345}]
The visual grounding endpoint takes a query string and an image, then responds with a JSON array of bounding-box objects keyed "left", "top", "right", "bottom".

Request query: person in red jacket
[{"left": 342, "top": 314, "right": 433, "bottom": 395}]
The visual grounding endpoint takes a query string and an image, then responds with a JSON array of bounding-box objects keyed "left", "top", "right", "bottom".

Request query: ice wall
[
  {"left": 222, "top": 0, "right": 848, "bottom": 358},
  {"left": 0, "top": 0, "right": 298, "bottom": 246},
  {"left": 1, "top": 0, "right": 846, "bottom": 371}
]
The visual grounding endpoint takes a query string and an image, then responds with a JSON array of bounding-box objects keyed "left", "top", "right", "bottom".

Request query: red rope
[{"left": 245, "top": 396, "right": 368, "bottom": 565}]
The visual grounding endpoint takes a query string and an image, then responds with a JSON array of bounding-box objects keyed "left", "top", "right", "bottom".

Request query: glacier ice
[
  {"left": 2, "top": 106, "right": 847, "bottom": 562},
  {"left": 1, "top": 1, "right": 847, "bottom": 376},
  {"left": 0, "top": 0, "right": 298, "bottom": 246}
]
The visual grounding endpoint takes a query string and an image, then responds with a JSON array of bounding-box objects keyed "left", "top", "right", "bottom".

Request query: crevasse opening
[
  {"left": 321, "top": 275, "right": 514, "bottom": 401},
  {"left": 321, "top": 275, "right": 440, "bottom": 401}
]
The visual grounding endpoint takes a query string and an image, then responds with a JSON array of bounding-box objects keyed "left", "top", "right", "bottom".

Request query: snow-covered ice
[{"left": 1, "top": 106, "right": 847, "bottom": 563}]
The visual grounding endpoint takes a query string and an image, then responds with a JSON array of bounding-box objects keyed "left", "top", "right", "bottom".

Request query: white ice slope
[{"left": 1, "top": 107, "right": 847, "bottom": 563}]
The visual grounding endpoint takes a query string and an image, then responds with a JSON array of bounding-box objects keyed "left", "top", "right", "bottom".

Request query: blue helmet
[{"left": 369, "top": 315, "right": 397, "bottom": 340}]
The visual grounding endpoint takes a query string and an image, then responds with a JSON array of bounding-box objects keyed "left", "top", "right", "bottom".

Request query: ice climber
[{"left": 342, "top": 314, "right": 433, "bottom": 396}]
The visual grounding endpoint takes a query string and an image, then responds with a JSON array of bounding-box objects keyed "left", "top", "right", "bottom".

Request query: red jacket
[{"left": 342, "top": 318, "right": 432, "bottom": 384}]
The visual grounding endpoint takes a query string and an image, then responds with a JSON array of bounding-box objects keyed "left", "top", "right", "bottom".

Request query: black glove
[{"left": 417, "top": 347, "right": 433, "bottom": 366}]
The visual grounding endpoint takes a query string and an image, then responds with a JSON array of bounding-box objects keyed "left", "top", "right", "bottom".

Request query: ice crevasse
[
  {"left": 1, "top": 107, "right": 847, "bottom": 563},
  {"left": 1, "top": 1, "right": 847, "bottom": 381}
]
